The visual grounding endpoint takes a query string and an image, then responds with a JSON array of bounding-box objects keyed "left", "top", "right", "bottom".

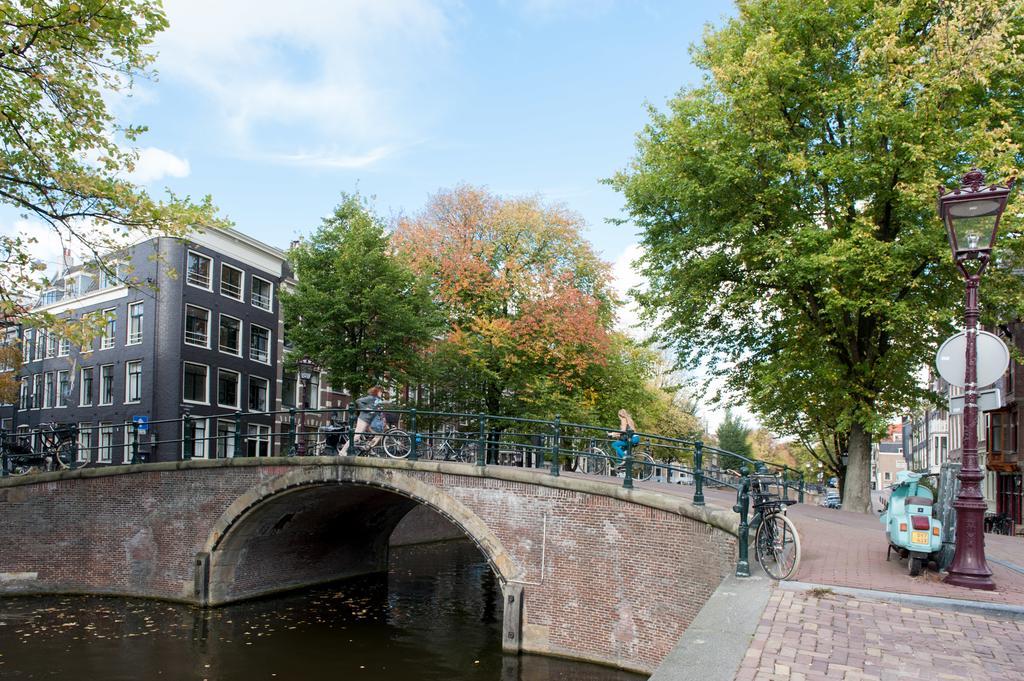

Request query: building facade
[{"left": 1, "top": 229, "right": 298, "bottom": 463}]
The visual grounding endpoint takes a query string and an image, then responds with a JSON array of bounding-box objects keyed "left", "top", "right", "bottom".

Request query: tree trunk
[{"left": 843, "top": 421, "right": 873, "bottom": 514}]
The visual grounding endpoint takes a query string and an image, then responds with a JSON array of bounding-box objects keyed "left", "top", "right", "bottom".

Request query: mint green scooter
[{"left": 880, "top": 471, "right": 943, "bottom": 576}]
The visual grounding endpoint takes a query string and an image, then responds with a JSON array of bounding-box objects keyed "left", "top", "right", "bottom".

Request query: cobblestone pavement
[{"left": 735, "top": 588, "right": 1024, "bottom": 681}]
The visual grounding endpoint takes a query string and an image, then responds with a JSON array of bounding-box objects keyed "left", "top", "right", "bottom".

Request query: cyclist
[
  {"left": 608, "top": 409, "right": 640, "bottom": 462},
  {"left": 341, "top": 386, "right": 386, "bottom": 454}
]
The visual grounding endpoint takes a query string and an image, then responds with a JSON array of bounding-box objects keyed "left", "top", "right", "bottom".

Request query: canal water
[{"left": 0, "top": 540, "right": 647, "bottom": 680}]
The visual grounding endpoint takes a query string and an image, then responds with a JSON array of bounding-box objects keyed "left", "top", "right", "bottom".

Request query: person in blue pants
[{"left": 608, "top": 409, "right": 640, "bottom": 462}]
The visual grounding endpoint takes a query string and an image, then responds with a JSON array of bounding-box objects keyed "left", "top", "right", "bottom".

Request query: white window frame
[
  {"left": 98, "top": 423, "right": 114, "bottom": 463},
  {"left": 58, "top": 337, "right": 70, "bottom": 357},
  {"left": 101, "top": 308, "right": 117, "bottom": 350},
  {"left": 77, "top": 423, "right": 92, "bottom": 463},
  {"left": 248, "top": 375, "right": 269, "bottom": 412},
  {"left": 220, "top": 263, "right": 244, "bottom": 301},
  {"left": 80, "top": 367, "right": 93, "bottom": 407},
  {"left": 217, "top": 368, "right": 241, "bottom": 410},
  {"left": 23, "top": 329, "right": 33, "bottom": 363},
  {"left": 99, "top": 364, "right": 115, "bottom": 406},
  {"left": 34, "top": 330, "right": 45, "bottom": 360},
  {"left": 218, "top": 314, "right": 242, "bottom": 356},
  {"left": 183, "top": 417, "right": 209, "bottom": 459},
  {"left": 186, "top": 250, "right": 213, "bottom": 290},
  {"left": 249, "top": 324, "right": 271, "bottom": 364},
  {"left": 127, "top": 301, "right": 144, "bottom": 345},
  {"left": 217, "top": 419, "right": 237, "bottom": 458},
  {"left": 184, "top": 304, "right": 211, "bottom": 348},
  {"left": 251, "top": 276, "right": 273, "bottom": 311},
  {"left": 247, "top": 423, "right": 270, "bottom": 457},
  {"left": 56, "top": 370, "right": 69, "bottom": 408},
  {"left": 125, "top": 360, "right": 142, "bottom": 404},
  {"left": 19, "top": 378, "right": 29, "bottom": 410},
  {"left": 182, "top": 361, "right": 210, "bottom": 405},
  {"left": 46, "top": 331, "right": 57, "bottom": 359},
  {"left": 32, "top": 374, "right": 42, "bottom": 409},
  {"left": 43, "top": 371, "right": 55, "bottom": 408}
]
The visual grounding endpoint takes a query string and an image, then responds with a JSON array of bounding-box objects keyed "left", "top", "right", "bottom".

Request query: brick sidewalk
[
  {"left": 735, "top": 588, "right": 1024, "bottom": 681},
  {"left": 787, "top": 504, "right": 1024, "bottom": 605}
]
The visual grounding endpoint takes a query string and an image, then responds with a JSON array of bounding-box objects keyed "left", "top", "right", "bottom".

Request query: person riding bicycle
[
  {"left": 607, "top": 409, "right": 640, "bottom": 461},
  {"left": 339, "top": 386, "right": 386, "bottom": 455}
]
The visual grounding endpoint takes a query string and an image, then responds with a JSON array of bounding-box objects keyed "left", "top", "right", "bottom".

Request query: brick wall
[{"left": 0, "top": 459, "right": 737, "bottom": 674}]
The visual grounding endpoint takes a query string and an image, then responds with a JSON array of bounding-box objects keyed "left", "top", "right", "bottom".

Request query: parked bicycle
[
  {"left": 985, "top": 512, "right": 1014, "bottom": 536},
  {"left": 575, "top": 440, "right": 656, "bottom": 482},
  {"left": 2, "top": 423, "right": 80, "bottom": 476},
  {"left": 749, "top": 472, "right": 801, "bottom": 580},
  {"left": 419, "top": 426, "right": 478, "bottom": 462}
]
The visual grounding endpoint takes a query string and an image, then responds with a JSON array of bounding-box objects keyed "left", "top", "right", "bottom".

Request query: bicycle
[
  {"left": 2, "top": 424, "right": 79, "bottom": 476},
  {"left": 421, "top": 426, "right": 478, "bottom": 463},
  {"left": 749, "top": 473, "right": 801, "bottom": 580},
  {"left": 576, "top": 441, "right": 656, "bottom": 481},
  {"left": 986, "top": 512, "right": 1014, "bottom": 536}
]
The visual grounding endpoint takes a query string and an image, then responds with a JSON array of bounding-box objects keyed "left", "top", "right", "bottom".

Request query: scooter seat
[{"left": 905, "top": 496, "right": 932, "bottom": 506}]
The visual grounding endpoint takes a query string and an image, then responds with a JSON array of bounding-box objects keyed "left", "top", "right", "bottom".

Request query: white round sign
[{"left": 935, "top": 331, "right": 1011, "bottom": 388}]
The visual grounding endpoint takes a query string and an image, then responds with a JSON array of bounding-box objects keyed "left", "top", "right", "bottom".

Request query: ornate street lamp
[
  {"left": 938, "top": 168, "right": 1015, "bottom": 590},
  {"left": 296, "top": 357, "right": 319, "bottom": 455}
]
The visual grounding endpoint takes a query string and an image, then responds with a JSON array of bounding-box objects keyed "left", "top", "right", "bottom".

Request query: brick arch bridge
[{"left": 0, "top": 458, "right": 737, "bottom": 673}]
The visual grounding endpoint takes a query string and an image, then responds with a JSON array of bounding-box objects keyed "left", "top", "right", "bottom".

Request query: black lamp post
[
  {"left": 296, "top": 357, "right": 319, "bottom": 455},
  {"left": 938, "top": 168, "right": 1015, "bottom": 590}
]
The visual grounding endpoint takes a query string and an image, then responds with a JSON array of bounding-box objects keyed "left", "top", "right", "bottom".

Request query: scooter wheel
[{"left": 909, "top": 555, "right": 925, "bottom": 577}]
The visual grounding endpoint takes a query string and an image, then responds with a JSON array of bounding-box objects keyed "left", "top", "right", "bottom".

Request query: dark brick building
[{"left": 1, "top": 229, "right": 296, "bottom": 462}]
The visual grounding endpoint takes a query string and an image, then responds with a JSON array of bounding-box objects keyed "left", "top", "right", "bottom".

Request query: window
[
  {"left": 216, "top": 419, "right": 237, "bottom": 458},
  {"left": 19, "top": 378, "right": 29, "bottom": 410},
  {"left": 183, "top": 362, "right": 209, "bottom": 404},
  {"left": 127, "top": 302, "right": 144, "bottom": 345},
  {"left": 23, "top": 329, "right": 33, "bottom": 363},
  {"left": 59, "top": 337, "right": 70, "bottom": 357},
  {"left": 282, "top": 376, "right": 296, "bottom": 408},
  {"left": 248, "top": 376, "right": 269, "bottom": 412},
  {"left": 99, "top": 364, "right": 114, "bottom": 405},
  {"left": 183, "top": 417, "right": 208, "bottom": 459},
  {"left": 123, "top": 425, "right": 139, "bottom": 464},
  {"left": 80, "top": 368, "right": 94, "bottom": 407},
  {"left": 100, "top": 263, "right": 122, "bottom": 289},
  {"left": 32, "top": 374, "right": 42, "bottom": 409},
  {"left": 186, "top": 251, "right": 212, "bottom": 289},
  {"left": 247, "top": 423, "right": 270, "bottom": 457},
  {"left": 217, "top": 314, "right": 241, "bottom": 356},
  {"left": 184, "top": 305, "right": 211, "bottom": 347},
  {"left": 221, "top": 264, "right": 243, "bottom": 300},
  {"left": 46, "top": 331, "right": 57, "bottom": 359},
  {"left": 34, "top": 330, "right": 45, "bottom": 360},
  {"left": 884, "top": 471, "right": 892, "bottom": 481},
  {"left": 250, "top": 325, "right": 270, "bottom": 364},
  {"left": 56, "top": 371, "right": 69, "bottom": 407},
  {"left": 101, "top": 308, "right": 116, "bottom": 350},
  {"left": 125, "top": 361, "right": 142, "bottom": 403},
  {"left": 251, "top": 276, "right": 273, "bottom": 311},
  {"left": 218, "top": 369, "right": 240, "bottom": 409},
  {"left": 43, "top": 372, "right": 55, "bottom": 408},
  {"left": 77, "top": 423, "right": 92, "bottom": 463},
  {"left": 98, "top": 423, "right": 114, "bottom": 463}
]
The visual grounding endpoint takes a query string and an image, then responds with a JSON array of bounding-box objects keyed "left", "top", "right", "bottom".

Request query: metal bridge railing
[{"left": 1, "top": 406, "right": 804, "bottom": 577}]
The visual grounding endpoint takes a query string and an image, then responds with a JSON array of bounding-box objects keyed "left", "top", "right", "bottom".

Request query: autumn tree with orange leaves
[{"left": 394, "top": 186, "right": 616, "bottom": 419}]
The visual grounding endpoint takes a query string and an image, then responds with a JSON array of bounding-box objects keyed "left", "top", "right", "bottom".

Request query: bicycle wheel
[
  {"left": 632, "top": 451, "right": 656, "bottom": 481},
  {"left": 383, "top": 429, "right": 411, "bottom": 459},
  {"left": 456, "top": 442, "right": 478, "bottom": 463},
  {"left": 585, "top": 447, "right": 609, "bottom": 476},
  {"left": 54, "top": 441, "right": 76, "bottom": 469},
  {"left": 754, "top": 513, "right": 801, "bottom": 581}
]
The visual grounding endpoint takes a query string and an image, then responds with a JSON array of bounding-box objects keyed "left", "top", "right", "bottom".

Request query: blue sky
[{"left": 3, "top": 0, "right": 746, "bottom": 429}]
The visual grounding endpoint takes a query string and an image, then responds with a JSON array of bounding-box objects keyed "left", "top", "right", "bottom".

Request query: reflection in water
[{"left": 0, "top": 540, "right": 646, "bottom": 681}]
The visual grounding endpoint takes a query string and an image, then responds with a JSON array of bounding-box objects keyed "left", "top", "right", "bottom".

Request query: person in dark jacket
[{"left": 341, "top": 386, "right": 385, "bottom": 454}]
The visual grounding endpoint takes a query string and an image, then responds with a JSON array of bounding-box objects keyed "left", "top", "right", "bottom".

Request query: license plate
[{"left": 911, "top": 531, "right": 929, "bottom": 545}]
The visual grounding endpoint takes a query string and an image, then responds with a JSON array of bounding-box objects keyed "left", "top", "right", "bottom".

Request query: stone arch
[{"left": 199, "top": 464, "right": 521, "bottom": 607}]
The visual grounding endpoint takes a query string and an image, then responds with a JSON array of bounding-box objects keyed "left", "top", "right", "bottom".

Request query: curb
[{"left": 779, "top": 580, "right": 1024, "bottom": 620}]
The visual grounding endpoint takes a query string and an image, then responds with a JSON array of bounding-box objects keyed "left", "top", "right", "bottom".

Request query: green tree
[
  {"left": 716, "top": 409, "right": 753, "bottom": 472},
  {"left": 0, "top": 0, "right": 221, "bottom": 323},
  {"left": 282, "top": 195, "right": 442, "bottom": 398},
  {"left": 612, "top": 0, "right": 1024, "bottom": 512}
]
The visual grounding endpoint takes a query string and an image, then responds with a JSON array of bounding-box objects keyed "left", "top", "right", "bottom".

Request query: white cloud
[
  {"left": 129, "top": 147, "right": 191, "bottom": 183},
  {"left": 155, "top": 0, "right": 452, "bottom": 166}
]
